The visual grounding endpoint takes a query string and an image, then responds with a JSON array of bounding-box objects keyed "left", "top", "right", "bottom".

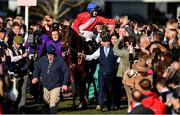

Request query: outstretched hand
[{"left": 119, "top": 16, "right": 129, "bottom": 27}]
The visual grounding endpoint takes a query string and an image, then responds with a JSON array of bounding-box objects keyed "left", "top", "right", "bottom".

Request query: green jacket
[{"left": 113, "top": 39, "right": 134, "bottom": 77}]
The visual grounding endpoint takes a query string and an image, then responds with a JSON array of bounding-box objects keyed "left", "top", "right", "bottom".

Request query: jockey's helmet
[{"left": 87, "top": 2, "right": 100, "bottom": 12}]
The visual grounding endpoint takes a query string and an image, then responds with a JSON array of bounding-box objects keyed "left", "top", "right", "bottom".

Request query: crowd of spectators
[{"left": 0, "top": 2, "right": 179, "bottom": 114}]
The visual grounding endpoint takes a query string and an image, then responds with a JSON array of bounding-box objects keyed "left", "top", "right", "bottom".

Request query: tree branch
[
  {"left": 44, "top": 0, "right": 53, "bottom": 12},
  {"left": 38, "top": 3, "right": 53, "bottom": 16},
  {"left": 58, "top": 0, "right": 67, "bottom": 14},
  {"left": 29, "top": 11, "right": 45, "bottom": 18},
  {"left": 64, "top": 2, "right": 74, "bottom": 7},
  {"left": 58, "top": 1, "right": 84, "bottom": 19}
]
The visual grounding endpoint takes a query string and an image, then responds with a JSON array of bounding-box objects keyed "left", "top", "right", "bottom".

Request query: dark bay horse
[{"left": 61, "top": 26, "right": 99, "bottom": 108}]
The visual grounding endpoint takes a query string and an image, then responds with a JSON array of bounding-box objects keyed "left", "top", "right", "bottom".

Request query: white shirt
[
  {"left": 104, "top": 47, "right": 109, "bottom": 57},
  {"left": 8, "top": 45, "right": 23, "bottom": 62},
  {"left": 85, "top": 47, "right": 110, "bottom": 61},
  {"left": 85, "top": 48, "right": 100, "bottom": 61}
]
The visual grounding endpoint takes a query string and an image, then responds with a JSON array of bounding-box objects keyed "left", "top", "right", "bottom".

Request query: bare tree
[{"left": 30, "top": 0, "right": 87, "bottom": 21}]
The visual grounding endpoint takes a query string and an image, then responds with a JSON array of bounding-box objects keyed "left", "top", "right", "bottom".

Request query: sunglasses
[{"left": 169, "top": 29, "right": 177, "bottom": 32}]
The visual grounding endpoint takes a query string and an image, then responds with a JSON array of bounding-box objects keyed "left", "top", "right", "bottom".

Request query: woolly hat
[{"left": 13, "top": 35, "right": 24, "bottom": 45}]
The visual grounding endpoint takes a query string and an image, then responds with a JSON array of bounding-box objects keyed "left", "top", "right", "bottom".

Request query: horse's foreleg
[{"left": 69, "top": 64, "right": 77, "bottom": 107}]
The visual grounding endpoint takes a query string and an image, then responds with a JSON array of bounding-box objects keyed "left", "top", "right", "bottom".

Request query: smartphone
[
  {"left": 135, "top": 48, "right": 141, "bottom": 52},
  {"left": 167, "top": 67, "right": 173, "bottom": 73}
]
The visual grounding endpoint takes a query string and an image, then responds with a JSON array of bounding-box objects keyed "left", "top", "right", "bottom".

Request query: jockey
[{"left": 72, "top": 2, "right": 119, "bottom": 42}]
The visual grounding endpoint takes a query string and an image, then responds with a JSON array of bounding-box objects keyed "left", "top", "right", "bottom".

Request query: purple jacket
[
  {"left": 46, "top": 39, "right": 62, "bottom": 57},
  {"left": 37, "top": 34, "right": 50, "bottom": 57},
  {"left": 24, "top": 42, "right": 35, "bottom": 54}
]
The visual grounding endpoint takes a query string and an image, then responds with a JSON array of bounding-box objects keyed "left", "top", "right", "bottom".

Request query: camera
[
  {"left": 147, "top": 30, "right": 152, "bottom": 37},
  {"left": 0, "top": 41, "right": 7, "bottom": 57},
  {"left": 135, "top": 48, "right": 141, "bottom": 53},
  {"left": 167, "top": 66, "right": 174, "bottom": 74},
  {"left": 27, "top": 30, "right": 42, "bottom": 49},
  {"left": 127, "top": 69, "right": 136, "bottom": 78}
]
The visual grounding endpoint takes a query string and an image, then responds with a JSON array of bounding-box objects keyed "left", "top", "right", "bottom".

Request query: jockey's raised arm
[{"left": 72, "top": 2, "right": 119, "bottom": 36}]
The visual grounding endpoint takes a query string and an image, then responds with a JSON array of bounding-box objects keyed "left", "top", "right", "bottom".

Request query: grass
[{"left": 24, "top": 94, "right": 128, "bottom": 114}]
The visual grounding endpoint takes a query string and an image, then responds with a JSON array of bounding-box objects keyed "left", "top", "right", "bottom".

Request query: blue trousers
[{"left": 98, "top": 72, "right": 114, "bottom": 108}]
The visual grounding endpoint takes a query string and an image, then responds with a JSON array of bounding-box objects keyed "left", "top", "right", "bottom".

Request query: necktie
[{"left": 105, "top": 48, "right": 108, "bottom": 57}]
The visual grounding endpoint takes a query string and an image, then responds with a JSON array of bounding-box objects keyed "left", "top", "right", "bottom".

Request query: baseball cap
[{"left": 47, "top": 45, "right": 56, "bottom": 54}]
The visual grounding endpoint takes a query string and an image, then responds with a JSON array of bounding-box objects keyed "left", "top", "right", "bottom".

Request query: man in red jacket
[
  {"left": 139, "top": 79, "right": 166, "bottom": 114},
  {"left": 72, "top": 2, "right": 119, "bottom": 40}
]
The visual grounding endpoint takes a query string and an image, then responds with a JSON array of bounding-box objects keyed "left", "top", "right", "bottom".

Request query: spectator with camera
[
  {"left": 93, "top": 24, "right": 103, "bottom": 44},
  {"left": 163, "top": 61, "right": 180, "bottom": 80},
  {"left": 24, "top": 23, "right": 45, "bottom": 104},
  {"left": 0, "top": 28, "right": 8, "bottom": 65},
  {"left": 107, "top": 24, "right": 118, "bottom": 36},
  {"left": 5, "top": 17, "right": 13, "bottom": 35},
  {"left": 138, "top": 35, "right": 151, "bottom": 56},
  {"left": 113, "top": 35, "right": 136, "bottom": 108},
  {"left": 122, "top": 53, "right": 153, "bottom": 111},
  {"left": 8, "top": 35, "right": 29, "bottom": 113},
  {"left": 165, "top": 19, "right": 179, "bottom": 61},
  {"left": 35, "top": 23, "right": 51, "bottom": 59},
  {"left": 0, "top": 28, "right": 10, "bottom": 114}
]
